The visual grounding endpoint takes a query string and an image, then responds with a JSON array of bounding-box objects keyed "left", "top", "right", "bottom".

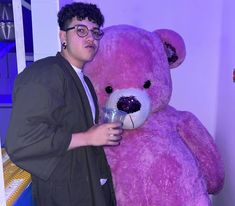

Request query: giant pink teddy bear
[{"left": 84, "top": 25, "right": 224, "bottom": 206}]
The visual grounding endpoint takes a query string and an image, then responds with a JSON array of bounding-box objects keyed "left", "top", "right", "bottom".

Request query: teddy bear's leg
[{"left": 105, "top": 135, "right": 213, "bottom": 206}]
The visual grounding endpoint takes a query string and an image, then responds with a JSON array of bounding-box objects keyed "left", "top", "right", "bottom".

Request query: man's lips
[{"left": 85, "top": 44, "right": 96, "bottom": 50}]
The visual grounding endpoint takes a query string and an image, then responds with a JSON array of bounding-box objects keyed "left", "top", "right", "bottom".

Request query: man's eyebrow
[
  {"left": 92, "top": 26, "right": 100, "bottom": 30},
  {"left": 78, "top": 24, "right": 100, "bottom": 30}
]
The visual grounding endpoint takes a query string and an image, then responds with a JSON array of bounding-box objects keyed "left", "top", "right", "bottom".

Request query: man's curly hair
[{"left": 58, "top": 2, "right": 104, "bottom": 31}]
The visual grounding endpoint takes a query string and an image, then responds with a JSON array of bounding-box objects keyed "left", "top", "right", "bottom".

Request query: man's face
[{"left": 60, "top": 17, "right": 101, "bottom": 68}]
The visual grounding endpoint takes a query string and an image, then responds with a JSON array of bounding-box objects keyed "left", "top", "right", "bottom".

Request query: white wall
[
  {"left": 31, "top": 0, "right": 233, "bottom": 205},
  {"left": 31, "top": 0, "right": 60, "bottom": 60}
]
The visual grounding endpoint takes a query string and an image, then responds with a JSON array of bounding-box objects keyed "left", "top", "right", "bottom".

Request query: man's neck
[{"left": 60, "top": 50, "right": 84, "bottom": 69}]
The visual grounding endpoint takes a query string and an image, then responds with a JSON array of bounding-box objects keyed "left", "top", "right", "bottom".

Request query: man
[{"left": 6, "top": 2, "right": 122, "bottom": 206}]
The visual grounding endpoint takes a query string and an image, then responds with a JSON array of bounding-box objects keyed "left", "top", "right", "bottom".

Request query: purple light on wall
[{"left": 59, "top": 0, "right": 74, "bottom": 9}]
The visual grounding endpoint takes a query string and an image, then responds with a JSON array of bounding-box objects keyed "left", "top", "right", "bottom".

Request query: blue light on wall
[
  {"left": 0, "top": 1, "right": 16, "bottom": 105},
  {"left": 0, "top": 0, "right": 34, "bottom": 105}
]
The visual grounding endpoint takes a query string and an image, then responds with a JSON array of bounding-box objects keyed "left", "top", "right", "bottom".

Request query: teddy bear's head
[{"left": 85, "top": 25, "right": 186, "bottom": 129}]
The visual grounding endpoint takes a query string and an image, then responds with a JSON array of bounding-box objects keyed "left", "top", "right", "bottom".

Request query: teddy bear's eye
[
  {"left": 143, "top": 80, "right": 151, "bottom": 89},
  {"left": 105, "top": 86, "right": 113, "bottom": 94}
]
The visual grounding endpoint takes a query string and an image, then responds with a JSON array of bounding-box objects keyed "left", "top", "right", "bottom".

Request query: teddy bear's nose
[{"left": 117, "top": 96, "right": 141, "bottom": 114}]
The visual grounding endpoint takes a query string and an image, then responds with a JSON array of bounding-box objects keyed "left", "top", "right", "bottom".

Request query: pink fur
[{"left": 85, "top": 25, "right": 224, "bottom": 206}]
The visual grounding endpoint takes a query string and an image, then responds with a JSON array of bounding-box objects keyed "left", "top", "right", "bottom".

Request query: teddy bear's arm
[{"left": 176, "top": 111, "right": 224, "bottom": 194}]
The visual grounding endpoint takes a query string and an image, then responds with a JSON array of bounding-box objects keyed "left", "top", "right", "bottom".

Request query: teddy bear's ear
[{"left": 154, "top": 29, "right": 186, "bottom": 69}]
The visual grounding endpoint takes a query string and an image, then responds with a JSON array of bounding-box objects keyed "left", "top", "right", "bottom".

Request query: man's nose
[{"left": 86, "top": 30, "right": 95, "bottom": 41}]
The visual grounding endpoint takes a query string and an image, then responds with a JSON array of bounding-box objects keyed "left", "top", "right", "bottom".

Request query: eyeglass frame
[{"left": 64, "top": 24, "right": 104, "bottom": 40}]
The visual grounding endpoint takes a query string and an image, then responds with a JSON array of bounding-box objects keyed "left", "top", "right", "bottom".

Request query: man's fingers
[
  {"left": 108, "top": 128, "right": 123, "bottom": 136},
  {"left": 108, "top": 135, "right": 122, "bottom": 142},
  {"left": 107, "top": 140, "right": 121, "bottom": 146},
  {"left": 106, "top": 122, "right": 123, "bottom": 129}
]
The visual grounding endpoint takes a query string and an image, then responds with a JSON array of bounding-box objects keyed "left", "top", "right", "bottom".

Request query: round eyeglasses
[{"left": 65, "top": 24, "right": 104, "bottom": 40}]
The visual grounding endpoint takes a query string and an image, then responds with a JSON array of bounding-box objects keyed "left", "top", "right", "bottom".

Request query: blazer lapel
[
  {"left": 84, "top": 75, "right": 99, "bottom": 123},
  {"left": 56, "top": 53, "right": 94, "bottom": 126}
]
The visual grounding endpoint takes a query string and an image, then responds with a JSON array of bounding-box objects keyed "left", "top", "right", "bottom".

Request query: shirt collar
[{"left": 71, "top": 64, "right": 83, "bottom": 75}]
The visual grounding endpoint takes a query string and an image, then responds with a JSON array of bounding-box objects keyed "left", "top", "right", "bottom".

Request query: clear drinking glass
[{"left": 101, "top": 107, "right": 127, "bottom": 123}]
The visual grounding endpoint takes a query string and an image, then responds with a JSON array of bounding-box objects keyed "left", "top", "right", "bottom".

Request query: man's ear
[{"left": 59, "top": 30, "right": 66, "bottom": 44}]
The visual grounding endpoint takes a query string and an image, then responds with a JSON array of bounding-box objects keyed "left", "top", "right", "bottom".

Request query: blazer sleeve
[{"left": 6, "top": 79, "right": 72, "bottom": 180}]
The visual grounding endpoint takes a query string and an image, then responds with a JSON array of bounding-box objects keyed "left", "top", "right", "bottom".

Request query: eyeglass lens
[{"left": 76, "top": 25, "right": 103, "bottom": 40}]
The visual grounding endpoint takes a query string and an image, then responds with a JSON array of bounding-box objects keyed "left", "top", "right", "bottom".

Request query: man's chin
[{"left": 86, "top": 55, "right": 95, "bottom": 62}]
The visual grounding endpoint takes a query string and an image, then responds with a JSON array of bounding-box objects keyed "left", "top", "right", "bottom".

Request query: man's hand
[{"left": 68, "top": 122, "right": 123, "bottom": 150}]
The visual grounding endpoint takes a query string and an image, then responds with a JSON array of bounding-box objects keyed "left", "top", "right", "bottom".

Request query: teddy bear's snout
[{"left": 117, "top": 96, "right": 141, "bottom": 114}]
